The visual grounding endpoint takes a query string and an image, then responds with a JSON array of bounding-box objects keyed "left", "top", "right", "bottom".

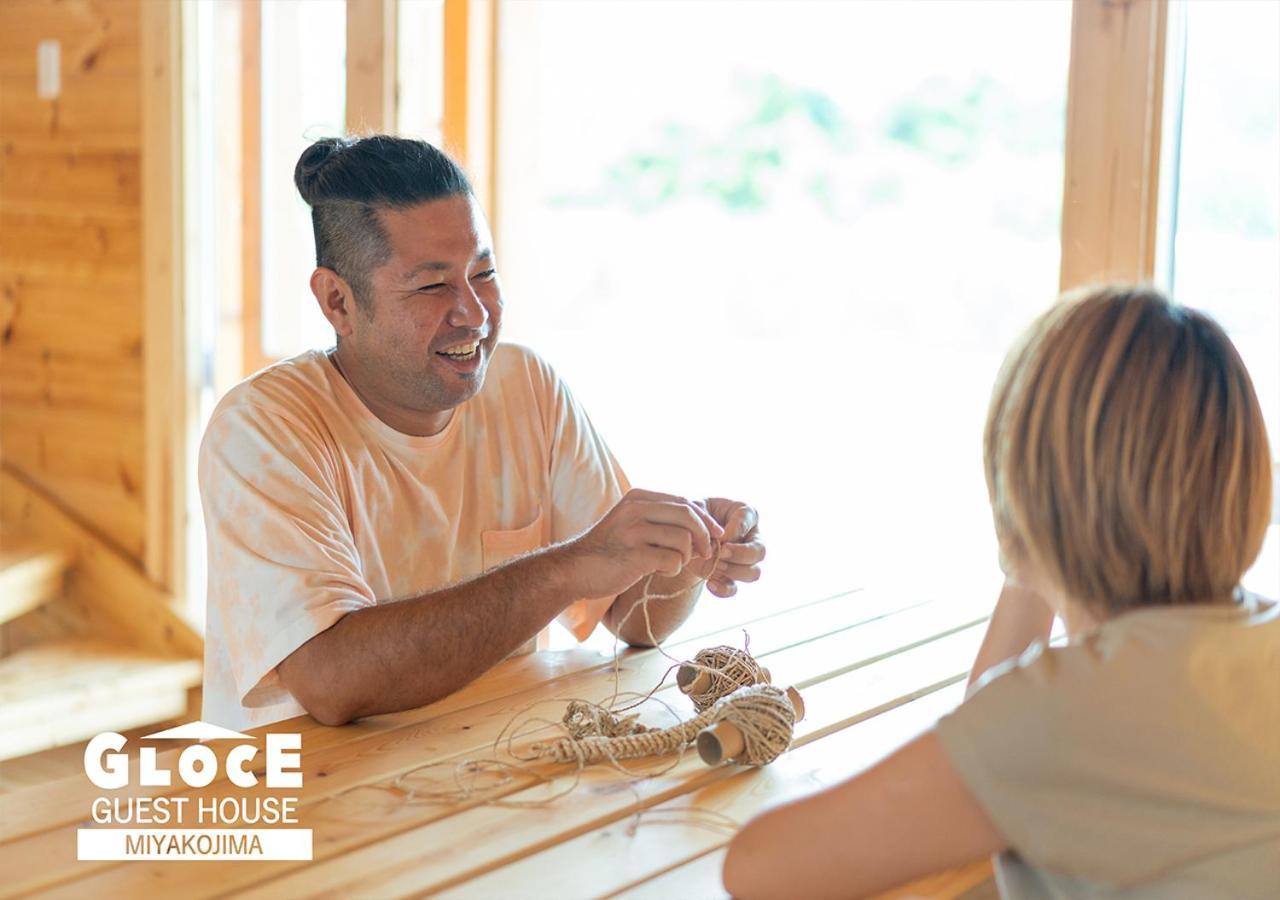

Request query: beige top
[
  {"left": 937, "top": 593, "right": 1280, "bottom": 899},
  {"left": 198, "top": 343, "right": 629, "bottom": 730}
]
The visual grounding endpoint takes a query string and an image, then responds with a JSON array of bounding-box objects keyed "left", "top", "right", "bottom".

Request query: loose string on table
[{"left": 313, "top": 541, "right": 798, "bottom": 823}]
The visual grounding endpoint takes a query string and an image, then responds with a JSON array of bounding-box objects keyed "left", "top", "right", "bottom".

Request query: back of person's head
[
  {"left": 294, "top": 134, "right": 473, "bottom": 305},
  {"left": 985, "top": 284, "right": 1272, "bottom": 616}
]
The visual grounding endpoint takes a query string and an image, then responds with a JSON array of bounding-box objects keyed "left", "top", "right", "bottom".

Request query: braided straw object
[
  {"left": 530, "top": 684, "right": 802, "bottom": 768},
  {"left": 560, "top": 700, "right": 653, "bottom": 740},
  {"left": 677, "top": 645, "right": 772, "bottom": 712}
]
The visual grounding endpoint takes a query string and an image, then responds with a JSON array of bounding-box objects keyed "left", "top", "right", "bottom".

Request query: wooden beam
[
  {"left": 1060, "top": 0, "right": 1169, "bottom": 291},
  {"left": 140, "top": 0, "right": 186, "bottom": 595},
  {"left": 346, "top": 0, "right": 398, "bottom": 134}
]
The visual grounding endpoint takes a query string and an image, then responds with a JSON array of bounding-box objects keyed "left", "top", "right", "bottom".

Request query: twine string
[{"left": 312, "top": 537, "right": 796, "bottom": 823}]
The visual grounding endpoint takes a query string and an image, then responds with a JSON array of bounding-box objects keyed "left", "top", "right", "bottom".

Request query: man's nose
[{"left": 447, "top": 282, "right": 488, "bottom": 329}]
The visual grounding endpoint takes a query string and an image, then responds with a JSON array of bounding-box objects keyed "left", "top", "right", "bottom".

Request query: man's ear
[{"left": 311, "top": 267, "right": 360, "bottom": 337}]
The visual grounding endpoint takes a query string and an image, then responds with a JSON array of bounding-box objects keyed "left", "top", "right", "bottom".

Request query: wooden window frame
[
  {"left": 240, "top": 0, "right": 269, "bottom": 377},
  {"left": 141, "top": 0, "right": 187, "bottom": 598},
  {"left": 442, "top": 0, "right": 500, "bottom": 220},
  {"left": 1059, "top": 0, "right": 1169, "bottom": 290},
  {"left": 347, "top": 0, "right": 399, "bottom": 134}
]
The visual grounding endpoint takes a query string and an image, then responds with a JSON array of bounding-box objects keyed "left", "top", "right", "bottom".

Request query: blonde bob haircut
[{"left": 985, "top": 285, "right": 1272, "bottom": 614}]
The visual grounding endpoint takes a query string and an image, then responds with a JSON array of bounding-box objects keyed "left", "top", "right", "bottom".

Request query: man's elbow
[
  {"left": 301, "top": 694, "right": 356, "bottom": 727},
  {"left": 278, "top": 640, "right": 357, "bottom": 726},
  {"left": 285, "top": 674, "right": 358, "bottom": 726}
]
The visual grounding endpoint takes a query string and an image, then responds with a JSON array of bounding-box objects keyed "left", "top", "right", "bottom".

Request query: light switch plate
[{"left": 37, "top": 40, "right": 60, "bottom": 100}]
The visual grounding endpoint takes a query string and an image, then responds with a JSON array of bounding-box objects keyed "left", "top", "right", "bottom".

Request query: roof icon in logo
[{"left": 142, "top": 721, "right": 254, "bottom": 741}]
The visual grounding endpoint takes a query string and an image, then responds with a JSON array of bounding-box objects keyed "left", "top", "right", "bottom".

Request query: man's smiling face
[{"left": 347, "top": 193, "right": 503, "bottom": 416}]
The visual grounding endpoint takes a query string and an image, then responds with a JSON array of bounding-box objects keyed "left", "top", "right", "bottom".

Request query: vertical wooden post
[
  {"left": 484, "top": 0, "right": 500, "bottom": 234},
  {"left": 241, "top": 0, "right": 268, "bottom": 377},
  {"left": 141, "top": 0, "right": 186, "bottom": 595},
  {"left": 214, "top": 0, "right": 245, "bottom": 393},
  {"left": 442, "top": 0, "right": 499, "bottom": 222},
  {"left": 442, "top": 0, "right": 471, "bottom": 161},
  {"left": 1059, "top": 0, "right": 1169, "bottom": 291},
  {"left": 347, "top": 0, "right": 399, "bottom": 134}
]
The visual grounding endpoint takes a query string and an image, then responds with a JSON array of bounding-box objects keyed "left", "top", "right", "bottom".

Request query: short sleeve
[
  {"left": 934, "top": 641, "right": 1075, "bottom": 861},
  {"left": 932, "top": 635, "right": 1266, "bottom": 886},
  {"left": 199, "top": 402, "right": 376, "bottom": 710},
  {"left": 528, "top": 353, "right": 631, "bottom": 640}
]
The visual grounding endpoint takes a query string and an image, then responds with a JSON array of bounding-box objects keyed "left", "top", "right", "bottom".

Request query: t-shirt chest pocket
[{"left": 480, "top": 505, "right": 548, "bottom": 572}]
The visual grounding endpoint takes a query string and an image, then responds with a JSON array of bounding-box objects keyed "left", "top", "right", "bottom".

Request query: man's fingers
[
  {"left": 726, "top": 504, "right": 759, "bottom": 541},
  {"left": 628, "top": 488, "right": 720, "bottom": 541},
  {"left": 638, "top": 501, "right": 718, "bottom": 557},
  {"left": 638, "top": 523, "right": 695, "bottom": 567},
  {"left": 715, "top": 561, "right": 762, "bottom": 583},
  {"left": 704, "top": 498, "right": 758, "bottom": 540},
  {"left": 718, "top": 539, "right": 765, "bottom": 565},
  {"left": 724, "top": 507, "right": 745, "bottom": 541},
  {"left": 625, "top": 488, "right": 686, "bottom": 504},
  {"left": 688, "top": 500, "right": 726, "bottom": 544},
  {"left": 647, "top": 545, "right": 686, "bottom": 578},
  {"left": 707, "top": 576, "right": 738, "bottom": 597}
]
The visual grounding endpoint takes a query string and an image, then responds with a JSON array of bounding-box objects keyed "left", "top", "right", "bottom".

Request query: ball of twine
[
  {"left": 710, "top": 683, "right": 796, "bottom": 766},
  {"left": 681, "top": 645, "right": 771, "bottom": 712}
]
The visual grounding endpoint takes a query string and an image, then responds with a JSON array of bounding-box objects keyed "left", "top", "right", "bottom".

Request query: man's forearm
[{"left": 280, "top": 545, "right": 578, "bottom": 725}]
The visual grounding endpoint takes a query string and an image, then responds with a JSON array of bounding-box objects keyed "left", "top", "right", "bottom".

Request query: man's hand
[
  {"left": 595, "top": 494, "right": 764, "bottom": 647},
  {"left": 690, "top": 497, "right": 766, "bottom": 597},
  {"left": 563, "top": 488, "right": 724, "bottom": 600}
]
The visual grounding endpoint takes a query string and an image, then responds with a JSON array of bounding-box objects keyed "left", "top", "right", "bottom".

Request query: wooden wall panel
[
  {"left": 0, "top": 0, "right": 146, "bottom": 563},
  {"left": 0, "top": 0, "right": 141, "bottom": 77},
  {"left": 0, "top": 148, "right": 141, "bottom": 217}
]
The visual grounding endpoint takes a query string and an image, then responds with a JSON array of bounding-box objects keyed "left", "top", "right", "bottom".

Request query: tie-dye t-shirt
[{"left": 198, "top": 343, "right": 629, "bottom": 730}]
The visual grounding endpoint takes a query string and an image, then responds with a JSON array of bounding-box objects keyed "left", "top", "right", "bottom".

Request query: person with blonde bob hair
[{"left": 724, "top": 286, "right": 1278, "bottom": 899}]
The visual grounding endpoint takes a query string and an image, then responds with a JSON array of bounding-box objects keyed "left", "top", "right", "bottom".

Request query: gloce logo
[{"left": 77, "top": 721, "right": 312, "bottom": 861}]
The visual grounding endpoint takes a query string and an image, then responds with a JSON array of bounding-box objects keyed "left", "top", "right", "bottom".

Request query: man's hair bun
[{"left": 293, "top": 137, "right": 350, "bottom": 206}]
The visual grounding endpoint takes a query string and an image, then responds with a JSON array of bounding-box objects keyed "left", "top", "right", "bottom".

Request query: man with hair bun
[{"left": 199, "top": 135, "right": 765, "bottom": 730}]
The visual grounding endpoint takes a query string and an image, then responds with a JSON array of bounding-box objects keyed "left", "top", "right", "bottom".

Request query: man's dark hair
[{"left": 294, "top": 135, "right": 473, "bottom": 306}]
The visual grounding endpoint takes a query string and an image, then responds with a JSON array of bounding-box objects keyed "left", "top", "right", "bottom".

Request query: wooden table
[{"left": 0, "top": 588, "right": 994, "bottom": 899}]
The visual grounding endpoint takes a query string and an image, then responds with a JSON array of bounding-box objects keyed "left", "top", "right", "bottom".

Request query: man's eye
[
  {"left": 416, "top": 283, "right": 447, "bottom": 293},
  {"left": 472, "top": 269, "right": 497, "bottom": 281}
]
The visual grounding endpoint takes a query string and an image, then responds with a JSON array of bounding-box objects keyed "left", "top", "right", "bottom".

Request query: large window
[
  {"left": 1157, "top": 0, "right": 1279, "bottom": 597},
  {"left": 260, "top": 0, "right": 348, "bottom": 362},
  {"left": 397, "top": 0, "right": 447, "bottom": 146},
  {"left": 498, "top": 0, "right": 1072, "bottom": 639},
  {"left": 180, "top": 0, "right": 1276, "bottom": 633}
]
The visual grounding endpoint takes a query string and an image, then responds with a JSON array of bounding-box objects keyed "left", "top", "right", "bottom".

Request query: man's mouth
[{"left": 437, "top": 339, "right": 480, "bottom": 361}]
